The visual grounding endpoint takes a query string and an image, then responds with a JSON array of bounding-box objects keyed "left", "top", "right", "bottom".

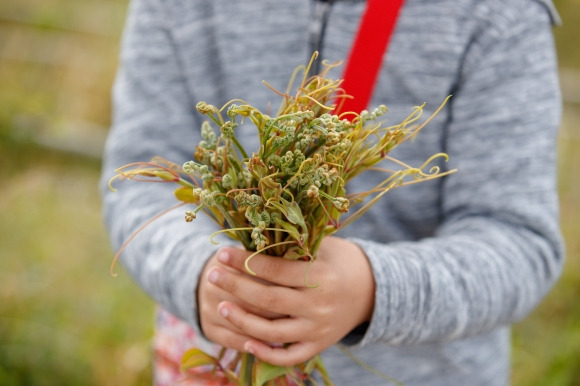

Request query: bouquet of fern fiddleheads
[{"left": 109, "top": 53, "right": 454, "bottom": 385}]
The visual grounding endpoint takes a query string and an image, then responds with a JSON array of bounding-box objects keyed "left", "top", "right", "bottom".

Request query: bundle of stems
[{"left": 110, "top": 53, "right": 455, "bottom": 385}]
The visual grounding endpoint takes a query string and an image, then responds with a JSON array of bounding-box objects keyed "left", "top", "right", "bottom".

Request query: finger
[
  {"left": 216, "top": 247, "right": 316, "bottom": 287},
  {"left": 207, "top": 266, "right": 306, "bottom": 316},
  {"left": 218, "top": 301, "right": 305, "bottom": 345},
  {"left": 200, "top": 296, "right": 245, "bottom": 337},
  {"left": 243, "top": 339, "right": 320, "bottom": 367},
  {"left": 203, "top": 324, "right": 255, "bottom": 353},
  {"left": 206, "top": 275, "right": 286, "bottom": 320}
]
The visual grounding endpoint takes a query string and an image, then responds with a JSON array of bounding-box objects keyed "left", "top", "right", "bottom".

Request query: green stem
[
  {"left": 230, "top": 135, "right": 249, "bottom": 159},
  {"left": 213, "top": 207, "right": 253, "bottom": 250},
  {"left": 239, "top": 353, "right": 255, "bottom": 386},
  {"left": 207, "top": 113, "right": 224, "bottom": 128}
]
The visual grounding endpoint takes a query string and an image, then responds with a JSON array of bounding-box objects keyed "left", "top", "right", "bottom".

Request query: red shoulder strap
[{"left": 335, "top": 0, "right": 405, "bottom": 116}]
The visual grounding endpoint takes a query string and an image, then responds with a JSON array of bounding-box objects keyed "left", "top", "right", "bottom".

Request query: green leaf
[
  {"left": 260, "top": 176, "right": 282, "bottom": 201},
  {"left": 274, "top": 218, "right": 301, "bottom": 241},
  {"left": 312, "top": 355, "right": 333, "bottom": 385},
  {"left": 268, "top": 199, "right": 308, "bottom": 243},
  {"left": 180, "top": 348, "right": 218, "bottom": 371},
  {"left": 266, "top": 198, "right": 287, "bottom": 215},
  {"left": 255, "top": 361, "right": 289, "bottom": 386},
  {"left": 224, "top": 369, "right": 239, "bottom": 384},
  {"left": 282, "top": 245, "right": 308, "bottom": 260},
  {"left": 153, "top": 169, "right": 179, "bottom": 181},
  {"left": 286, "top": 201, "right": 306, "bottom": 230},
  {"left": 303, "top": 356, "right": 317, "bottom": 374}
]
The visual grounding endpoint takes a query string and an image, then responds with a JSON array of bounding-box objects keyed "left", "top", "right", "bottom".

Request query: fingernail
[
  {"left": 219, "top": 305, "right": 229, "bottom": 318},
  {"left": 217, "top": 250, "right": 229, "bottom": 264},
  {"left": 244, "top": 342, "right": 254, "bottom": 355},
  {"left": 207, "top": 269, "right": 219, "bottom": 283}
]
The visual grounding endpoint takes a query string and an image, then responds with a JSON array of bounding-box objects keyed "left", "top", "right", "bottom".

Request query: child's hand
[
  {"left": 199, "top": 237, "right": 375, "bottom": 366},
  {"left": 198, "top": 249, "right": 284, "bottom": 352}
]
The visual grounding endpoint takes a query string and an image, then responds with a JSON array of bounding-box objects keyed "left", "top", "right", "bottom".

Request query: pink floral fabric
[{"left": 153, "top": 307, "right": 237, "bottom": 386}]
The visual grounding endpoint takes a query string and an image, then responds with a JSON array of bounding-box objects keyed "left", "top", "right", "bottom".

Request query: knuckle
[
  {"left": 256, "top": 291, "right": 280, "bottom": 310},
  {"left": 230, "top": 249, "right": 247, "bottom": 269},
  {"left": 264, "top": 329, "right": 287, "bottom": 344},
  {"left": 316, "top": 322, "right": 333, "bottom": 338},
  {"left": 235, "top": 316, "right": 248, "bottom": 332},
  {"left": 260, "top": 259, "right": 282, "bottom": 278},
  {"left": 323, "top": 270, "right": 340, "bottom": 288},
  {"left": 221, "top": 275, "right": 239, "bottom": 294},
  {"left": 310, "top": 288, "right": 333, "bottom": 311},
  {"left": 309, "top": 293, "right": 325, "bottom": 310}
]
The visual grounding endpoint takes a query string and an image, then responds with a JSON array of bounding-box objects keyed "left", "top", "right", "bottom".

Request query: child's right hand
[{"left": 197, "top": 248, "right": 284, "bottom": 351}]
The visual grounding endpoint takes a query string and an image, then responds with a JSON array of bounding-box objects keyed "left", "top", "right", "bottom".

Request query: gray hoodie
[{"left": 100, "top": 0, "right": 563, "bottom": 384}]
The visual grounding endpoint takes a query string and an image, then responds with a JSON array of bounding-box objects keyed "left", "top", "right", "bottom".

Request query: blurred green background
[{"left": 0, "top": 0, "right": 578, "bottom": 385}]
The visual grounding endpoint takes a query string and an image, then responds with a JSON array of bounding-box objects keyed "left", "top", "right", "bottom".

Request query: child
[{"left": 101, "top": 0, "right": 564, "bottom": 384}]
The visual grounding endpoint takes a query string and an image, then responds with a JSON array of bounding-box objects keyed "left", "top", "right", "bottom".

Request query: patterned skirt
[{"left": 153, "top": 307, "right": 237, "bottom": 386}]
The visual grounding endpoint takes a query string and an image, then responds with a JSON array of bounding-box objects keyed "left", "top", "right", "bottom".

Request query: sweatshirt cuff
[{"left": 344, "top": 237, "right": 402, "bottom": 348}]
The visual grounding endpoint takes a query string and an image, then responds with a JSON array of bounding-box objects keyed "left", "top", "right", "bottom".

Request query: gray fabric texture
[{"left": 100, "top": 0, "right": 564, "bottom": 384}]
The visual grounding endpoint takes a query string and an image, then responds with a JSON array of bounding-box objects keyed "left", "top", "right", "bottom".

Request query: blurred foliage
[
  {"left": 0, "top": 143, "right": 154, "bottom": 385},
  {"left": 554, "top": 0, "right": 580, "bottom": 69},
  {"left": 0, "top": 0, "right": 579, "bottom": 385},
  {"left": 0, "top": 0, "right": 126, "bottom": 145}
]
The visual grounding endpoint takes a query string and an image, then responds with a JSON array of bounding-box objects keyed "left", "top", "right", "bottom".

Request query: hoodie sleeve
[
  {"left": 99, "top": 0, "right": 231, "bottom": 333},
  {"left": 350, "top": 1, "right": 564, "bottom": 347}
]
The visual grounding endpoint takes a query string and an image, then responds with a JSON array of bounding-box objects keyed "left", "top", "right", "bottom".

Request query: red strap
[{"left": 336, "top": 0, "right": 405, "bottom": 116}]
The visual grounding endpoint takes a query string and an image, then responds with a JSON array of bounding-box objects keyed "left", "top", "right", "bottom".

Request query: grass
[
  {"left": 0, "top": 143, "right": 154, "bottom": 386},
  {"left": 554, "top": 0, "right": 580, "bottom": 70}
]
